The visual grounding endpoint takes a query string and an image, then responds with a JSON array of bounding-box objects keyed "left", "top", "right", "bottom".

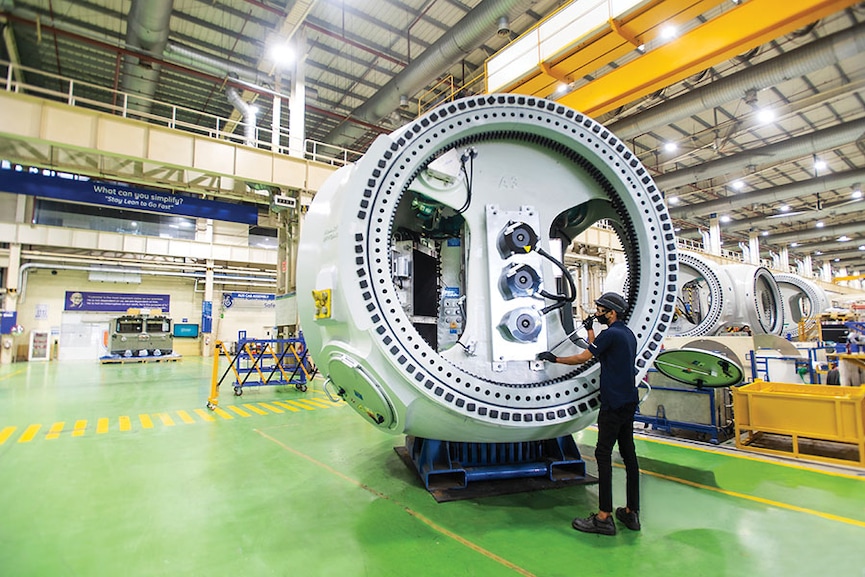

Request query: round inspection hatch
[
  {"left": 653, "top": 348, "right": 744, "bottom": 388},
  {"left": 327, "top": 353, "right": 396, "bottom": 429}
]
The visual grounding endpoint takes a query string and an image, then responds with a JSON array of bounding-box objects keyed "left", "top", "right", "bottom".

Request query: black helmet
[{"left": 595, "top": 292, "right": 628, "bottom": 315}]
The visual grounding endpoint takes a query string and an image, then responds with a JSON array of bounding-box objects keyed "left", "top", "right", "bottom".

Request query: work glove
[
  {"left": 537, "top": 351, "right": 557, "bottom": 363},
  {"left": 582, "top": 316, "right": 595, "bottom": 331}
]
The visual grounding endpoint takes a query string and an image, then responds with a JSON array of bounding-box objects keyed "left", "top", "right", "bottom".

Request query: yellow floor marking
[
  {"left": 72, "top": 420, "right": 87, "bottom": 437},
  {"left": 283, "top": 400, "right": 316, "bottom": 411},
  {"left": 139, "top": 414, "right": 154, "bottom": 429},
  {"left": 194, "top": 408, "right": 216, "bottom": 422},
  {"left": 0, "top": 368, "right": 25, "bottom": 382},
  {"left": 176, "top": 410, "right": 195, "bottom": 424},
  {"left": 256, "top": 430, "right": 537, "bottom": 577},
  {"left": 642, "top": 468, "right": 865, "bottom": 529},
  {"left": 155, "top": 413, "right": 175, "bottom": 426},
  {"left": 293, "top": 398, "right": 332, "bottom": 409},
  {"left": 119, "top": 416, "right": 131, "bottom": 431},
  {"left": 242, "top": 404, "right": 269, "bottom": 415},
  {"left": 271, "top": 401, "right": 301, "bottom": 412},
  {"left": 212, "top": 407, "right": 233, "bottom": 420},
  {"left": 226, "top": 406, "right": 251, "bottom": 418},
  {"left": 18, "top": 424, "right": 41, "bottom": 443},
  {"left": 97, "top": 418, "right": 109, "bottom": 434},
  {"left": 634, "top": 431, "right": 865, "bottom": 482},
  {"left": 0, "top": 426, "right": 18, "bottom": 445},
  {"left": 257, "top": 403, "right": 284, "bottom": 414},
  {"left": 45, "top": 422, "right": 65, "bottom": 440}
]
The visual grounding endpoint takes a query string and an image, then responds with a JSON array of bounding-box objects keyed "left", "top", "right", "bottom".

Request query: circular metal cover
[{"left": 653, "top": 348, "right": 744, "bottom": 387}]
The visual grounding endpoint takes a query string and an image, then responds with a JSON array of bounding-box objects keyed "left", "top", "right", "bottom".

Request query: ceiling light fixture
[
  {"left": 814, "top": 158, "right": 827, "bottom": 171},
  {"left": 731, "top": 180, "right": 745, "bottom": 190},
  {"left": 816, "top": 221, "right": 824, "bottom": 228},
  {"left": 720, "top": 215, "right": 731, "bottom": 223},
  {"left": 660, "top": 25, "right": 677, "bottom": 40},
  {"left": 663, "top": 142, "right": 678, "bottom": 153},
  {"left": 756, "top": 108, "right": 775, "bottom": 123},
  {"left": 667, "top": 196, "right": 679, "bottom": 205},
  {"left": 790, "top": 242, "right": 799, "bottom": 247},
  {"left": 270, "top": 43, "right": 295, "bottom": 66},
  {"left": 761, "top": 231, "right": 769, "bottom": 236},
  {"left": 779, "top": 205, "right": 791, "bottom": 212},
  {"left": 838, "top": 236, "right": 851, "bottom": 242}
]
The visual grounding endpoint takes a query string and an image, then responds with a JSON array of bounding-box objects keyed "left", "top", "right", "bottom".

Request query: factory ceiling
[{"left": 0, "top": 0, "right": 863, "bottom": 274}]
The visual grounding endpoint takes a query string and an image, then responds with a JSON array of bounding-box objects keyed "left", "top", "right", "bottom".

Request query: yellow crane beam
[
  {"left": 488, "top": 0, "right": 858, "bottom": 119},
  {"left": 557, "top": 0, "right": 858, "bottom": 117}
]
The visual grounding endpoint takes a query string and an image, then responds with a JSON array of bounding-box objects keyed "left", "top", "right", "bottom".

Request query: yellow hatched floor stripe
[
  {"left": 97, "top": 418, "right": 109, "bottom": 434},
  {"left": 271, "top": 401, "right": 301, "bottom": 412},
  {"left": 155, "top": 413, "right": 175, "bottom": 426},
  {"left": 283, "top": 400, "right": 316, "bottom": 411},
  {"left": 72, "top": 420, "right": 87, "bottom": 437},
  {"left": 139, "top": 414, "right": 154, "bottom": 429},
  {"left": 194, "top": 408, "right": 215, "bottom": 422},
  {"left": 293, "top": 398, "right": 331, "bottom": 409},
  {"left": 212, "top": 407, "right": 233, "bottom": 420},
  {"left": 0, "top": 426, "right": 17, "bottom": 445},
  {"left": 119, "top": 416, "right": 132, "bottom": 431},
  {"left": 226, "top": 406, "right": 251, "bottom": 418},
  {"left": 257, "top": 403, "right": 284, "bottom": 414},
  {"left": 18, "top": 424, "right": 41, "bottom": 443},
  {"left": 45, "top": 422, "right": 65, "bottom": 440},
  {"left": 242, "top": 403, "right": 269, "bottom": 415},
  {"left": 176, "top": 410, "right": 195, "bottom": 424}
]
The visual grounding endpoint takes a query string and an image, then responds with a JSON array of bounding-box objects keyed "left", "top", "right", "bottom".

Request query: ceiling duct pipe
[
  {"left": 610, "top": 23, "right": 865, "bottom": 140},
  {"left": 723, "top": 195, "right": 865, "bottom": 233},
  {"left": 120, "top": 0, "right": 175, "bottom": 114},
  {"left": 226, "top": 85, "right": 257, "bottom": 147},
  {"left": 669, "top": 167, "right": 865, "bottom": 220},
  {"left": 762, "top": 221, "right": 865, "bottom": 245},
  {"left": 655, "top": 116, "right": 865, "bottom": 191},
  {"left": 324, "top": 0, "right": 534, "bottom": 148},
  {"left": 165, "top": 43, "right": 274, "bottom": 88}
]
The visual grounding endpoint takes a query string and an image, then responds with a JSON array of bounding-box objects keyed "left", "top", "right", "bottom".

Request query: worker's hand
[
  {"left": 582, "top": 316, "right": 595, "bottom": 331},
  {"left": 537, "top": 351, "right": 557, "bottom": 363}
]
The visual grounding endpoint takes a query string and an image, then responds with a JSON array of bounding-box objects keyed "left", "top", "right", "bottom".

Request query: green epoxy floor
[{"left": 1, "top": 359, "right": 863, "bottom": 577}]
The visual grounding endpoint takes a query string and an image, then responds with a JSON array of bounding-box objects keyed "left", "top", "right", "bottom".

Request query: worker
[
  {"left": 826, "top": 362, "right": 840, "bottom": 385},
  {"left": 537, "top": 292, "right": 640, "bottom": 536}
]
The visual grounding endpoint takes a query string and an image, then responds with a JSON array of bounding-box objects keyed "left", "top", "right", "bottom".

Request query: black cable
[{"left": 536, "top": 246, "right": 576, "bottom": 302}]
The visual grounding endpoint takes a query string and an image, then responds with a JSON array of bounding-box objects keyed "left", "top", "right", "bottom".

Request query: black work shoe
[
  {"left": 572, "top": 513, "right": 616, "bottom": 535},
  {"left": 615, "top": 507, "right": 641, "bottom": 531}
]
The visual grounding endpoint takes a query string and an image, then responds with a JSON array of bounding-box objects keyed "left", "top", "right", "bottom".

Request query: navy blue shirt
[{"left": 588, "top": 320, "right": 638, "bottom": 410}]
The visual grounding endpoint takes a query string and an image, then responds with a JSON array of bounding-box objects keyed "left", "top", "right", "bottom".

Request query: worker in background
[
  {"left": 839, "top": 330, "right": 865, "bottom": 386},
  {"left": 537, "top": 292, "right": 640, "bottom": 536},
  {"left": 826, "top": 361, "right": 840, "bottom": 385}
]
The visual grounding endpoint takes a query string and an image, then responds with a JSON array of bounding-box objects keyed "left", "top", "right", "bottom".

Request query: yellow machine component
[
  {"left": 491, "top": 0, "right": 857, "bottom": 118},
  {"left": 733, "top": 381, "right": 865, "bottom": 468},
  {"left": 312, "top": 289, "right": 333, "bottom": 320}
]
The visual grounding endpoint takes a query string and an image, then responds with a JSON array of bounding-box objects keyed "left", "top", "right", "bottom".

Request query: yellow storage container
[{"left": 732, "top": 381, "right": 865, "bottom": 467}]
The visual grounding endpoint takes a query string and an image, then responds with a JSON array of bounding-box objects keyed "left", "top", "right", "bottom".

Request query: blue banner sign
[
  {"left": 222, "top": 292, "right": 275, "bottom": 309},
  {"left": 0, "top": 311, "right": 17, "bottom": 334},
  {"left": 201, "top": 300, "right": 212, "bottom": 333},
  {"left": 64, "top": 291, "right": 170, "bottom": 312},
  {"left": 0, "top": 165, "right": 259, "bottom": 225}
]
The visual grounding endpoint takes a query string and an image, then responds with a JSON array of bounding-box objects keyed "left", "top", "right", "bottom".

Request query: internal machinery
[{"left": 297, "top": 95, "right": 678, "bottom": 442}]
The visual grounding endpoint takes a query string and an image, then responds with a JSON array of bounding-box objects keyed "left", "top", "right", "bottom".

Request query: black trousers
[{"left": 594, "top": 403, "right": 639, "bottom": 513}]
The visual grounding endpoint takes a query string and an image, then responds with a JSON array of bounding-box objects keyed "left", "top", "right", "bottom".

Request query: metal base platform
[
  {"left": 398, "top": 435, "right": 593, "bottom": 501},
  {"left": 100, "top": 354, "right": 182, "bottom": 364}
]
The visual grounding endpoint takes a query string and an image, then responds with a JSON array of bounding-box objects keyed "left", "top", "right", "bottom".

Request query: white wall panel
[
  {"left": 96, "top": 117, "right": 147, "bottom": 158},
  {"left": 42, "top": 105, "right": 96, "bottom": 149}
]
